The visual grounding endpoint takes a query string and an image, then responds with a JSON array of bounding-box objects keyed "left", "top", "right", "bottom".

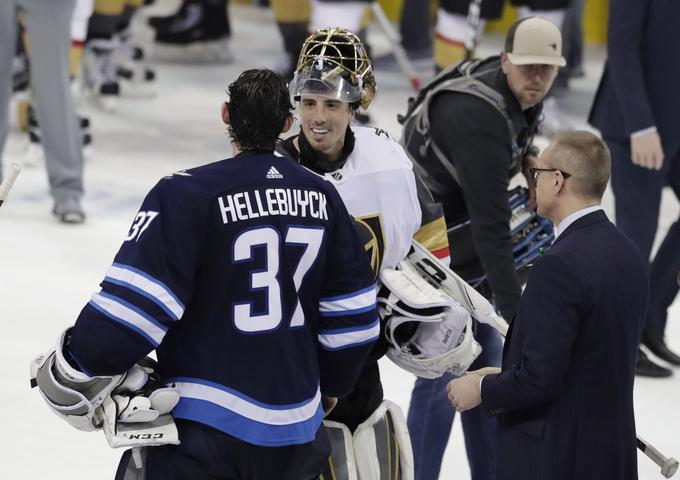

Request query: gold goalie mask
[{"left": 289, "top": 27, "right": 376, "bottom": 110}]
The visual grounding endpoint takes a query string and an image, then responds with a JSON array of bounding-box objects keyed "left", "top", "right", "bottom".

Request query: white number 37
[{"left": 125, "top": 210, "right": 159, "bottom": 242}]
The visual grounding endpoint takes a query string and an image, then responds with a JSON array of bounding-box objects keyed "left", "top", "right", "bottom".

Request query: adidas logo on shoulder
[{"left": 266, "top": 166, "right": 283, "bottom": 179}]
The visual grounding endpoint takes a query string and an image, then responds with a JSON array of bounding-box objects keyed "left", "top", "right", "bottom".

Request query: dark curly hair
[{"left": 227, "top": 69, "right": 293, "bottom": 152}]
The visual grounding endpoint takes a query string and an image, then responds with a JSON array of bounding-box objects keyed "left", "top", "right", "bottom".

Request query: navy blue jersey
[{"left": 69, "top": 152, "right": 379, "bottom": 447}]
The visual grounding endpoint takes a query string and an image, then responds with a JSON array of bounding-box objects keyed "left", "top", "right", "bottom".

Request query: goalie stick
[
  {"left": 407, "top": 239, "right": 678, "bottom": 477},
  {"left": 406, "top": 239, "right": 508, "bottom": 336},
  {"left": 370, "top": 2, "right": 422, "bottom": 92},
  {"left": 0, "top": 162, "right": 21, "bottom": 208}
]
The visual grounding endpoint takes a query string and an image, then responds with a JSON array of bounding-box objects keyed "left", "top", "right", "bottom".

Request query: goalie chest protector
[{"left": 314, "top": 126, "right": 423, "bottom": 272}]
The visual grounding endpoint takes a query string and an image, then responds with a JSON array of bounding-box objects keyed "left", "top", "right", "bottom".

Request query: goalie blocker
[{"left": 378, "top": 260, "right": 482, "bottom": 379}]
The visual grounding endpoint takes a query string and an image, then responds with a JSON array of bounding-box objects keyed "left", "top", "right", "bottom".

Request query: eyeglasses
[{"left": 529, "top": 167, "right": 571, "bottom": 184}]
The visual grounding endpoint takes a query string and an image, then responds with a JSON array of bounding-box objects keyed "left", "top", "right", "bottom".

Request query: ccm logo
[{"left": 125, "top": 433, "right": 164, "bottom": 440}]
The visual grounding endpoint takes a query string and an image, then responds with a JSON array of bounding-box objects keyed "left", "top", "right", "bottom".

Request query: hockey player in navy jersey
[
  {"left": 278, "top": 28, "right": 454, "bottom": 478},
  {"left": 30, "top": 68, "right": 379, "bottom": 480}
]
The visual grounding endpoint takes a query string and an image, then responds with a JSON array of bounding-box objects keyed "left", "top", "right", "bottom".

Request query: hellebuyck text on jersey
[{"left": 218, "top": 188, "right": 329, "bottom": 224}]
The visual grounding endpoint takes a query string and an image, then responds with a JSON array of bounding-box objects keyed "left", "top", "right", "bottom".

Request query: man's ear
[
  {"left": 554, "top": 173, "right": 565, "bottom": 194},
  {"left": 500, "top": 51, "right": 509, "bottom": 74},
  {"left": 282, "top": 113, "right": 294, "bottom": 133},
  {"left": 221, "top": 102, "right": 230, "bottom": 125}
]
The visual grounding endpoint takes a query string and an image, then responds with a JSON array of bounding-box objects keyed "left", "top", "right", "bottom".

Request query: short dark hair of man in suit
[{"left": 447, "top": 130, "right": 649, "bottom": 480}]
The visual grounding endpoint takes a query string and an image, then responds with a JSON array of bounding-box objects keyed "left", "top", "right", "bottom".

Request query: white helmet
[{"left": 378, "top": 262, "right": 481, "bottom": 379}]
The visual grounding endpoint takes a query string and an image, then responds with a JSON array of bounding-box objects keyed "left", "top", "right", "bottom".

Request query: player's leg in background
[
  {"left": 407, "top": 322, "right": 501, "bottom": 480},
  {"left": 434, "top": 0, "right": 503, "bottom": 72},
  {"left": 113, "top": 0, "right": 157, "bottom": 96},
  {"left": 459, "top": 323, "right": 501, "bottom": 480},
  {"left": 83, "top": 0, "right": 125, "bottom": 109},
  {"left": 407, "top": 371, "right": 456, "bottom": 480},
  {"left": 0, "top": 0, "right": 19, "bottom": 185},
  {"left": 400, "top": 0, "right": 433, "bottom": 59},
  {"left": 22, "top": 0, "right": 86, "bottom": 222},
  {"left": 24, "top": 0, "right": 93, "bottom": 166},
  {"left": 606, "top": 136, "right": 673, "bottom": 377},
  {"left": 643, "top": 144, "right": 680, "bottom": 365},
  {"left": 153, "top": 0, "right": 232, "bottom": 63},
  {"left": 310, "top": 0, "right": 368, "bottom": 33},
  {"left": 270, "top": 0, "right": 310, "bottom": 79},
  {"left": 372, "top": 0, "right": 433, "bottom": 72},
  {"left": 561, "top": 0, "right": 584, "bottom": 78}
]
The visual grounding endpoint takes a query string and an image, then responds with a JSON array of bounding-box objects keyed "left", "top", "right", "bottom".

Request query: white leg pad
[
  {"left": 322, "top": 420, "right": 359, "bottom": 480},
  {"left": 324, "top": 400, "right": 414, "bottom": 480}
]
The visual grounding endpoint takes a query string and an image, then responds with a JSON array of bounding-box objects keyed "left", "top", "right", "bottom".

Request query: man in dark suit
[
  {"left": 447, "top": 131, "right": 648, "bottom": 480},
  {"left": 589, "top": 0, "right": 680, "bottom": 377}
]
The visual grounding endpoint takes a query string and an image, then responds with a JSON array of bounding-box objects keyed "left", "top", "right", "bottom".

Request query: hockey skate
[
  {"left": 81, "top": 39, "right": 120, "bottom": 111},
  {"left": 114, "top": 28, "right": 157, "bottom": 98},
  {"left": 148, "top": 0, "right": 193, "bottom": 31},
  {"left": 152, "top": 1, "right": 232, "bottom": 64}
]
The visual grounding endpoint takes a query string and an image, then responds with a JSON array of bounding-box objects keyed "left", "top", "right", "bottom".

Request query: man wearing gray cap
[{"left": 399, "top": 17, "right": 564, "bottom": 480}]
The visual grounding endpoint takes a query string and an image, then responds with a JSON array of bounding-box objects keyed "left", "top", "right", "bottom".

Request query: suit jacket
[
  {"left": 481, "top": 210, "right": 648, "bottom": 480},
  {"left": 589, "top": 0, "right": 680, "bottom": 149}
]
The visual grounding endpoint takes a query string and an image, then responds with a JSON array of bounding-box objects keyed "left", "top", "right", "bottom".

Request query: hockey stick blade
[
  {"left": 406, "top": 240, "right": 508, "bottom": 336},
  {"left": 0, "top": 162, "right": 21, "bottom": 208}
]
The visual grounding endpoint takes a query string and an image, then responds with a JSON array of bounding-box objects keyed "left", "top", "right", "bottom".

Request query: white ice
[{"left": 1, "top": 2, "right": 678, "bottom": 478}]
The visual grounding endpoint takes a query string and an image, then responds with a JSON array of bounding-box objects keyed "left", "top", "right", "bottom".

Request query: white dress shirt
[{"left": 554, "top": 205, "right": 603, "bottom": 239}]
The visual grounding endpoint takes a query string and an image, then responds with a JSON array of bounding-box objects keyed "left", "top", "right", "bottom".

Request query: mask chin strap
[{"left": 296, "top": 125, "right": 356, "bottom": 174}]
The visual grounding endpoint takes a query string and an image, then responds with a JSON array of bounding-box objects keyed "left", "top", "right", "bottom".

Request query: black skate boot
[{"left": 153, "top": 0, "right": 232, "bottom": 63}]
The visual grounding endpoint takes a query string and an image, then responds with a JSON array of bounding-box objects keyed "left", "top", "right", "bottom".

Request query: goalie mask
[
  {"left": 378, "top": 261, "right": 481, "bottom": 379},
  {"left": 290, "top": 28, "right": 376, "bottom": 110}
]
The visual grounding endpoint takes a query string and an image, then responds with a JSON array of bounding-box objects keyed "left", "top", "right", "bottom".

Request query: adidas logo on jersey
[{"left": 266, "top": 166, "right": 283, "bottom": 179}]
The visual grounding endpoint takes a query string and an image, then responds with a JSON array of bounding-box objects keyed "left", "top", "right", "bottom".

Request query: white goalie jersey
[{"left": 314, "top": 126, "right": 423, "bottom": 272}]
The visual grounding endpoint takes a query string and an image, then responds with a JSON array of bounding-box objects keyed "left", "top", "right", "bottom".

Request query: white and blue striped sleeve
[
  {"left": 69, "top": 178, "right": 203, "bottom": 375},
  {"left": 317, "top": 186, "right": 381, "bottom": 397},
  {"left": 318, "top": 285, "right": 379, "bottom": 351}
]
